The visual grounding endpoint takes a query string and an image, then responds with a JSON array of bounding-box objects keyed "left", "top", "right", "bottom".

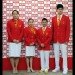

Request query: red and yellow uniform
[
  {"left": 52, "top": 14, "right": 70, "bottom": 73},
  {"left": 24, "top": 26, "right": 37, "bottom": 46},
  {"left": 37, "top": 26, "right": 52, "bottom": 50},
  {"left": 7, "top": 19, "right": 24, "bottom": 42},
  {"left": 52, "top": 15, "right": 70, "bottom": 43}
]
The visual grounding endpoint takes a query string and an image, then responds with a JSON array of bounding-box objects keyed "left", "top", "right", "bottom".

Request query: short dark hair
[
  {"left": 28, "top": 18, "right": 34, "bottom": 22},
  {"left": 56, "top": 4, "right": 64, "bottom": 9},
  {"left": 42, "top": 18, "right": 48, "bottom": 22},
  {"left": 12, "top": 10, "right": 19, "bottom": 14}
]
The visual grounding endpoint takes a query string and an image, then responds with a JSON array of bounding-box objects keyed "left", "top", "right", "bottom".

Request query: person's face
[
  {"left": 12, "top": 11, "right": 19, "bottom": 20},
  {"left": 28, "top": 19, "right": 34, "bottom": 27},
  {"left": 57, "top": 8, "right": 63, "bottom": 15},
  {"left": 42, "top": 20, "right": 48, "bottom": 27}
]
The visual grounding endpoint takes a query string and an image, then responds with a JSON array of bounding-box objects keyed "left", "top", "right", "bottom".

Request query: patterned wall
[{"left": 2, "top": 0, "right": 73, "bottom": 58}]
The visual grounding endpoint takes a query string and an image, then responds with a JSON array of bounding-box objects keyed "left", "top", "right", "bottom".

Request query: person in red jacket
[
  {"left": 52, "top": 4, "right": 70, "bottom": 74},
  {"left": 7, "top": 10, "right": 24, "bottom": 73},
  {"left": 37, "top": 18, "right": 52, "bottom": 73},
  {"left": 24, "top": 18, "right": 37, "bottom": 72}
]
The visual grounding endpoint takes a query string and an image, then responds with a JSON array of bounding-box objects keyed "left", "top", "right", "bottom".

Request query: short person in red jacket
[
  {"left": 7, "top": 10, "right": 24, "bottom": 73},
  {"left": 52, "top": 4, "right": 70, "bottom": 74},
  {"left": 37, "top": 18, "right": 52, "bottom": 73},
  {"left": 24, "top": 18, "right": 37, "bottom": 72}
]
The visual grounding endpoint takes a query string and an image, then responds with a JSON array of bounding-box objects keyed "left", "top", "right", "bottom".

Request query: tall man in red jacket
[
  {"left": 7, "top": 10, "right": 24, "bottom": 73},
  {"left": 37, "top": 18, "right": 52, "bottom": 73},
  {"left": 52, "top": 4, "right": 70, "bottom": 74}
]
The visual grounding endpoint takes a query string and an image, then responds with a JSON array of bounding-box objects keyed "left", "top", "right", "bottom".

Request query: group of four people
[{"left": 7, "top": 4, "right": 70, "bottom": 74}]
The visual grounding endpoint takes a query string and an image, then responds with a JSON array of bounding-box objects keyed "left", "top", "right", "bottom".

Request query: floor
[{"left": 3, "top": 70, "right": 72, "bottom": 75}]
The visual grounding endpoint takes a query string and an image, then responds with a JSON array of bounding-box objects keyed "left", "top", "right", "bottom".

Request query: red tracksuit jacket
[
  {"left": 52, "top": 15, "right": 70, "bottom": 43},
  {"left": 37, "top": 26, "right": 52, "bottom": 50},
  {"left": 24, "top": 26, "right": 37, "bottom": 46},
  {"left": 7, "top": 19, "right": 24, "bottom": 42}
]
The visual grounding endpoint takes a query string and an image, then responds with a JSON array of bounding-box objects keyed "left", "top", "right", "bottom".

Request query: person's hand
[
  {"left": 13, "top": 39, "right": 17, "bottom": 43},
  {"left": 13, "top": 39, "right": 19, "bottom": 43},
  {"left": 30, "top": 42, "right": 34, "bottom": 46},
  {"left": 16, "top": 40, "right": 19, "bottom": 44},
  {"left": 41, "top": 43, "right": 45, "bottom": 47}
]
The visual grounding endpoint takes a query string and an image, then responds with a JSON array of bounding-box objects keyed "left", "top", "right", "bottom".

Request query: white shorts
[
  {"left": 8, "top": 43, "right": 21, "bottom": 57},
  {"left": 25, "top": 46, "right": 35, "bottom": 57}
]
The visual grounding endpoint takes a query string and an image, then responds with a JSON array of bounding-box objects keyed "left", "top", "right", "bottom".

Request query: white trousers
[
  {"left": 39, "top": 50, "right": 50, "bottom": 70},
  {"left": 53, "top": 43, "right": 68, "bottom": 70}
]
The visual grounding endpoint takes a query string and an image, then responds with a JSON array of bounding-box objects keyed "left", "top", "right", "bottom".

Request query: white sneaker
[
  {"left": 44, "top": 69, "right": 48, "bottom": 73},
  {"left": 63, "top": 69, "right": 68, "bottom": 74},
  {"left": 39, "top": 69, "right": 44, "bottom": 72},
  {"left": 52, "top": 68, "right": 60, "bottom": 72}
]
